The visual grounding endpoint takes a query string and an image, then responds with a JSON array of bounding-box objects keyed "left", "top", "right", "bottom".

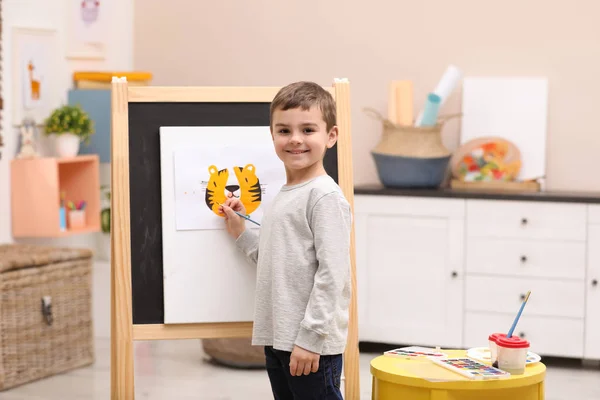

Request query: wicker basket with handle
[
  {"left": 0, "top": 244, "right": 94, "bottom": 391},
  {"left": 365, "top": 108, "right": 460, "bottom": 188},
  {"left": 365, "top": 107, "right": 458, "bottom": 158}
]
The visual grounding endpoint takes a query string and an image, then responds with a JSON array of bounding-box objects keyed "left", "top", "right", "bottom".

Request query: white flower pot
[
  {"left": 96, "top": 232, "right": 111, "bottom": 262},
  {"left": 55, "top": 133, "right": 81, "bottom": 158}
]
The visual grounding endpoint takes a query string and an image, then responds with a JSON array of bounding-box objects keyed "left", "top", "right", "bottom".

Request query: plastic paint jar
[{"left": 496, "top": 335, "right": 530, "bottom": 375}]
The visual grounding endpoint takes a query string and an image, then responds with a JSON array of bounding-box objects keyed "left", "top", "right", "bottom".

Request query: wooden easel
[{"left": 110, "top": 79, "right": 359, "bottom": 399}]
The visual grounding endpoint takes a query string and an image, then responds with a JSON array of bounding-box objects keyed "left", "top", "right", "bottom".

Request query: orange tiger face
[
  {"left": 204, "top": 164, "right": 264, "bottom": 217},
  {"left": 204, "top": 165, "right": 229, "bottom": 216},
  {"left": 234, "top": 164, "right": 262, "bottom": 215}
]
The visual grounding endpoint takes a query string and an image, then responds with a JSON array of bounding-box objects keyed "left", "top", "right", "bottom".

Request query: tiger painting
[
  {"left": 233, "top": 164, "right": 262, "bottom": 215},
  {"left": 201, "top": 164, "right": 266, "bottom": 217},
  {"left": 204, "top": 165, "right": 230, "bottom": 216}
]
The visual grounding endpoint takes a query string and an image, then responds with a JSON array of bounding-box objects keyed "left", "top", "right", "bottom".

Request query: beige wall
[{"left": 134, "top": 0, "right": 600, "bottom": 191}]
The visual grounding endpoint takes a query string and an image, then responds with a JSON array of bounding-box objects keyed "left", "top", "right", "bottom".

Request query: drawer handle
[
  {"left": 520, "top": 293, "right": 527, "bottom": 301},
  {"left": 451, "top": 271, "right": 458, "bottom": 278},
  {"left": 593, "top": 279, "right": 598, "bottom": 287},
  {"left": 521, "top": 218, "right": 528, "bottom": 225},
  {"left": 41, "top": 296, "right": 53, "bottom": 326},
  {"left": 520, "top": 255, "right": 527, "bottom": 263},
  {"left": 519, "top": 332, "right": 526, "bottom": 338}
]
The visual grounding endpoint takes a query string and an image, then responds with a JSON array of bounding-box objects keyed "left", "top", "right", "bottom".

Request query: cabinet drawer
[
  {"left": 466, "top": 200, "right": 586, "bottom": 241},
  {"left": 589, "top": 204, "right": 600, "bottom": 224},
  {"left": 465, "top": 276, "right": 584, "bottom": 318},
  {"left": 464, "top": 312, "right": 584, "bottom": 358},
  {"left": 466, "top": 238, "right": 585, "bottom": 280}
]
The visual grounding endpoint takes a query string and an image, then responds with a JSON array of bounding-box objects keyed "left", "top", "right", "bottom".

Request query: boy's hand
[
  {"left": 289, "top": 345, "right": 320, "bottom": 376},
  {"left": 219, "top": 198, "right": 247, "bottom": 239}
]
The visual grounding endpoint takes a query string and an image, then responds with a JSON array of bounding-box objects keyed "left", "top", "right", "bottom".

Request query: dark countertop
[{"left": 354, "top": 184, "right": 600, "bottom": 204}]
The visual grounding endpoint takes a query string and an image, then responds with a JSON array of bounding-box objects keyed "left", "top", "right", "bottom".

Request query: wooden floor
[{"left": 2, "top": 338, "right": 599, "bottom": 399}]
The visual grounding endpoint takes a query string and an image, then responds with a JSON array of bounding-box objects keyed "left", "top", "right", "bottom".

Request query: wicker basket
[
  {"left": 202, "top": 338, "right": 265, "bottom": 369},
  {"left": 365, "top": 107, "right": 457, "bottom": 188},
  {"left": 0, "top": 244, "right": 94, "bottom": 391}
]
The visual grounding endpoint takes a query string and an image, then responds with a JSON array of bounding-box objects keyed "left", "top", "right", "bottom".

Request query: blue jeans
[{"left": 264, "top": 346, "right": 344, "bottom": 400}]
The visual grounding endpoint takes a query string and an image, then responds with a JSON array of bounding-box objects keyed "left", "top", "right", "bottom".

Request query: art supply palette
[
  {"left": 467, "top": 347, "right": 541, "bottom": 365},
  {"left": 384, "top": 346, "right": 447, "bottom": 359},
  {"left": 430, "top": 357, "right": 511, "bottom": 380}
]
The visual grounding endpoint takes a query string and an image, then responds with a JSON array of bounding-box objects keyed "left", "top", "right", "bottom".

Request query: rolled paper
[
  {"left": 433, "top": 64, "right": 462, "bottom": 106},
  {"left": 388, "top": 81, "right": 399, "bottom": 124},
  {"left": 419, "top": 93, "right": 442, "bottom": 127},
  {"left": 416, "top": 64, "right": 462, "bottom": 126},
  {"left": 395, "top": 81, "right": 414, "bottom": 126}
]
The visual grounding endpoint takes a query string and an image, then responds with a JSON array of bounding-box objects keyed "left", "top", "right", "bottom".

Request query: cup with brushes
[
  {"left": 67, "top": 200, "right": 87, "bottom": 229},
  {"left": 467, "top": 290, "right": 541, "bottom": 375}
]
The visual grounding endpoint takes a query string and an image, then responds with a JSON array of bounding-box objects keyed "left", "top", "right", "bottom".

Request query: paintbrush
[
  {"left": 507, "top": 290, "right": 531, "bottom": 338},
  {"left": 215, "top": 202, "right": 261, "bottom": 226}
]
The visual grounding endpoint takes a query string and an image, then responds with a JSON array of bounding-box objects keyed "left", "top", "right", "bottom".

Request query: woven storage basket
[
  {"left": 202, "top": 338, "right": 265, "bottom": 369},
  {"left": 365, "top": 108, "right": 458, "bottom": 188},
  {"left": 0, "top": 244, "right": 94, "bottom": 391}
]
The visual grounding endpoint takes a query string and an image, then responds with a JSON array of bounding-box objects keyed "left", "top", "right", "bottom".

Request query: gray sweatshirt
[{"left": 235, "top": 174, "right": 352, "bottom": 355}]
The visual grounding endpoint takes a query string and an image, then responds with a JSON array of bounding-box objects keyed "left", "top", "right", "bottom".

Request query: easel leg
[
  {"left": 110, "top": 79, "right": 135, "bottom": 399},
  {"left": 335, "top": 79, "right": 360, "bottom": 400},
  {"left": 111, "top": 251, "right": 135, "bottom": 399}
]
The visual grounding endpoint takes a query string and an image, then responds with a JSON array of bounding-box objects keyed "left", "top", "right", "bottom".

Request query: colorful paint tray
[
  {"left": 467, "top": 347, "right": 541, "bottom": 365},
  {"left": 430, "top": 357, "right": 511, "bottom": 380},
  {"left": 384, "top": 346, "right": 447, "bottom": 359}
]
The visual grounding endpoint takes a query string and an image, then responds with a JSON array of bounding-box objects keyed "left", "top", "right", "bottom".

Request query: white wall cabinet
[
  {"left": 585, "top": 205, "right": 600, "bottom": 359},
  {"left": 355, "top": 195, "right": 465, "bottom": 349},
  {"left": 355, "top": 192, "right": 600, "bottom": 361}
]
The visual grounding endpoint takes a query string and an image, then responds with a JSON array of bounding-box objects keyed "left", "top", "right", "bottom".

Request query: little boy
[{"left": 219, "top": 81, "right": 352, "bottom": 400}]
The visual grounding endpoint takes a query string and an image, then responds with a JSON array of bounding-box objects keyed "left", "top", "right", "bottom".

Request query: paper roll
[
  {"left": 420, "top": 93, "right": 442, "bottom": 127},
  {"left": 388, "top": 81, "right": 399, "bottom": 124},
  {"left": 396, "top": 81, "right": 414, "bottom": 126},
  {"left": 433, "top": 64, "right": 462, "bottom": 105},
  {"left": 388, "top": 80, "right": 414, "bottom": 125},
  {"left": 416, "top": 64, "right": 462, "bottom": 126}
]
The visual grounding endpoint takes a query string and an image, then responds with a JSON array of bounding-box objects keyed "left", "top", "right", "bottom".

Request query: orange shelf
[{"left": 11, "top": 155, "right": 101, "bottom": 238}]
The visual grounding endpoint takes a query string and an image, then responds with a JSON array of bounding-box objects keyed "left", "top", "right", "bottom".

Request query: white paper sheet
[
  {"left": 162, "top": 126, "right": 287, "bottom": 231},
  {"left": 159, "top": 126, "right": 287, "bottom": 324},
  {"left": 460, "top": 77, "right": 548, "bottom": 180}
]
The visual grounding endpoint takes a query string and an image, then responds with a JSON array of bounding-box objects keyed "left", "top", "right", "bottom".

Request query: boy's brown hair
[{"left": 270, "top": 81, "right": 337, "bottom": 132}]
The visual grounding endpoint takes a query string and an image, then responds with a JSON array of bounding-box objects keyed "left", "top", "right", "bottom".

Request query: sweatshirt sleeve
[
  {"left": 235, "top": 228, "right": 260, "bottom": 266},
  {"left": 294, "top": 192, "right": 352, "bottom": 354}
]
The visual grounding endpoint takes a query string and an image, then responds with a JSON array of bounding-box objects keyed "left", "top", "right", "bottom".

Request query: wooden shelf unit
[{"left": 11, "top": 155, "right": 101, "bottom": 237}]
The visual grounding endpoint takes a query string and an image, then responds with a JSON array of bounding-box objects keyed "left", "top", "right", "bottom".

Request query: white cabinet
[
  {"left": 585, "top": 207, "right": 600, "bottom": 359},
  {"left": 355, "top": 193, "right": 600, "bottom": 361},
  {"left": 463, "top": 199, "right": 587, "bottom": 358},
  {"left": 466, "top": 199, "right": 587, "bottom": 241},
  {"left": 355, "top": 195, "right": 465, "bottom": 348}
]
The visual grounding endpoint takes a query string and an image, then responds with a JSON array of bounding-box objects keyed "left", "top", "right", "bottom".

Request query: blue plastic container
[
  {"left": 372, "top": 152, "right": 450, "bottom": 188},
  {"left": 68, "top": 89, "right": 111, "bottom": 163}
]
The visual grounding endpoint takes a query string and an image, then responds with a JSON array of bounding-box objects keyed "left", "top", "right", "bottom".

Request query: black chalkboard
[{"left": 128, "top": 102, "right": 339, "bottom": 324}]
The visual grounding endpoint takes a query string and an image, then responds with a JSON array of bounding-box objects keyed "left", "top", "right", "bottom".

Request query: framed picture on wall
[
  {"left": 66, "top": 0, "right": 107, "bottom": 59},
  {"left": 11, "top": 27, "right": 59, "bottom": 125}
]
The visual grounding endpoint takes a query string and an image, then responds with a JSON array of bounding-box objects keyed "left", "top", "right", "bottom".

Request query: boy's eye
[
  {"left": 278, "top": 129, "right": 290, "bottom": 134},
  {"left": 303, "top": 128, "right": 315, "bottom": 133}
]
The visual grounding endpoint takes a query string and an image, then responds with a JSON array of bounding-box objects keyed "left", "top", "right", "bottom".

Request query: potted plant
[
  {"left": 44, "top": 104, "right": 94, "bottom": 158},
  {"left": 100, "top": 184, "right": 111, "bottom": 234},
  {"left": 98, "top": 184, "right": 111, "bottom": 261}
]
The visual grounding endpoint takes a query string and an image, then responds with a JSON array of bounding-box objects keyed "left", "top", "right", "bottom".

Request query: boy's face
[{"left": 270, "top": 106, "right": 338, "bottom": 173}]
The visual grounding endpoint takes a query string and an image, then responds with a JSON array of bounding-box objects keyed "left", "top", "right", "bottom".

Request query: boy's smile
[{"left": 271, "top": 106, "right": 337, "bottom": 184}]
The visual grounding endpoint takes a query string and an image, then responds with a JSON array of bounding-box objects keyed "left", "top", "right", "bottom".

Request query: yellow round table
[{"left": 370, "top": 349, "right": 545, "bottom": 400}]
